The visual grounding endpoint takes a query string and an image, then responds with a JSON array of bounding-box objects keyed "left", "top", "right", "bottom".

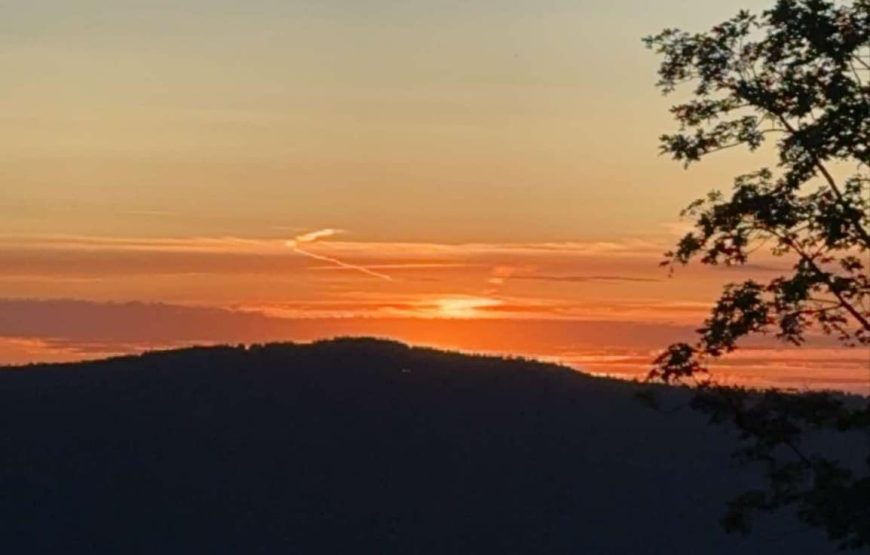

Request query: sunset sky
[{"left": 3, "top": 0, "right": 867, "bottom": 392}]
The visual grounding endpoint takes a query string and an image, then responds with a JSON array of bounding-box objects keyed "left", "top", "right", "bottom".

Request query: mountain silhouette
[{"left": 0, "top": 338, "right": 841, "bottom": 554}]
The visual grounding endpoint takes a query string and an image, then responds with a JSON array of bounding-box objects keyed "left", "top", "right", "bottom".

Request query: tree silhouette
[
  {"left": 5, "top": 339, "right": 836, "bottom": 553},
  {"left": 645, "top": 0, "right": 869, "bottom": 549}
]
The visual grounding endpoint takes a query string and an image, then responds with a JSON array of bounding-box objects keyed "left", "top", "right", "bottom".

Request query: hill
[{"left": 0, "top": 338, "right": 841, "bottom": 554}]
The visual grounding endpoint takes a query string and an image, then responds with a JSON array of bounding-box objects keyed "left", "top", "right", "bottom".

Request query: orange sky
[
  {"left": 0, "top": 233, "right": 865, "bottom": 393},
  {"left": 1, "top": 0, "right": 866, "bottom": 393}
]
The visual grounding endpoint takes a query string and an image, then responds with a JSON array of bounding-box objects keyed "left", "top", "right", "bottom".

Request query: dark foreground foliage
[
  {"left": 0, "top": 339, "right": 853, "bottom": 554},
  {"left": 645, "top": 0, "right": 869, "bottom": 548}
]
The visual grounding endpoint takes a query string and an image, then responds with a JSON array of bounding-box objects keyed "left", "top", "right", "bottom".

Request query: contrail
[{"left": 286, "top": 229, "right": 393, "bottom": 281}]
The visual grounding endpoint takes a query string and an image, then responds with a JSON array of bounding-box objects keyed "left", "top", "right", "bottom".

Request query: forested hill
[{"left": 0, "top": 338, "right": 837, "bottom": 554}]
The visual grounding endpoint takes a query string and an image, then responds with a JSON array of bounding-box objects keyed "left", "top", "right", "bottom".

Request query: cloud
[
  {"left": 286, "top": 228, "right": 343, "bottom": 246},
  {"left": 510, "top": 274, "right": 662, "bottom": 283},
  {"left": 486, "top": 265, "right": 531, "bottom": 290},
  {"left": 484, "top": 264, "right": 660, "bottom": 295},
  {"left": 309, "top": 263, "right": 477, "bottom": 272},
  {"left": 0, "top": 233, "right": 670, "bottom": 261},
  {"left": 285, "top": 229, "right": 393, "bottom": 282},
  {"left": 0, "top": 231, "right": 788, "bottom": 319}
]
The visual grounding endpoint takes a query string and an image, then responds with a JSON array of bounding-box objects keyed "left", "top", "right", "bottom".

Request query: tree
[{"left": 644, "top": 0, "right": 870, "bottom": 549}]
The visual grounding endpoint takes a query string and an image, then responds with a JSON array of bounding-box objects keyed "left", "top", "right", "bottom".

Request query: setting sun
[{"left": 431, "top": 296, "right": 503, "bottom": 319}]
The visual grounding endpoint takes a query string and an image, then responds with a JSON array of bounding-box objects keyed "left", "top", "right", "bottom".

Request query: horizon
[{"left": 2, "top": 0, "right": 867, "bottom": 394}]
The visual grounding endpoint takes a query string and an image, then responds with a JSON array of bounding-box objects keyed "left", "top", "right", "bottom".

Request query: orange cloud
[{"left": 0, "top": 232, "right": 801, "bottom": 330}]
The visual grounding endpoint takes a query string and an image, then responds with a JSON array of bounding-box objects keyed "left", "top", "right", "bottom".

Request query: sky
[{"left": 2, "top": 0, "right": 867, "bottom": 392}]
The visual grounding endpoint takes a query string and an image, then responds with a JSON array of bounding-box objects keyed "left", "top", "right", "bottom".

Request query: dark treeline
[{"left": 0, "top": 339, "right": 844, "bottom": 553}]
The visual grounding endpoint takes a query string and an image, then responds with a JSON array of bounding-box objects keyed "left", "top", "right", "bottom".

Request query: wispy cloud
[
  {"left": 484, "top": 264, "right": 661, "bottom": 296},
  {"left": 285, "top": 229, "right": 393, "bottom": 282},
  {"left": 288, "top": 229, "right": 343, "bottom": 245},
  {"left": 309, "top": 263, "right": 477, "bottom": 272},
  {"left": 511, "top": 274, "right": 662, "bottom": 283},
  {"left": 0, "top": 231, "right": 781, "bottom": 321},
  {"left": 0, "top": 233, "right": 668, "bottom": 258}
]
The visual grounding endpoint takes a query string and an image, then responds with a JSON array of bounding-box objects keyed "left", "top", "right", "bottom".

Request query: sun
[{"left": 432, "top": 296, "right": 502, "bottom": 319}]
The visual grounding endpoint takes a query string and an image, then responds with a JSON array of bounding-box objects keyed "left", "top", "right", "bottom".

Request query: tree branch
[
  {"left": 779, "top": 234, "right": 870, "bottom": 331},
  {"left": 775, "top": 116, "right": 870, "bottom": 250}
]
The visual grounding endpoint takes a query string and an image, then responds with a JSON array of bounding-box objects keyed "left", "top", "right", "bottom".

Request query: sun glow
[{"left": 431, "top": 297, "right": 502, "bottom": 319}]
